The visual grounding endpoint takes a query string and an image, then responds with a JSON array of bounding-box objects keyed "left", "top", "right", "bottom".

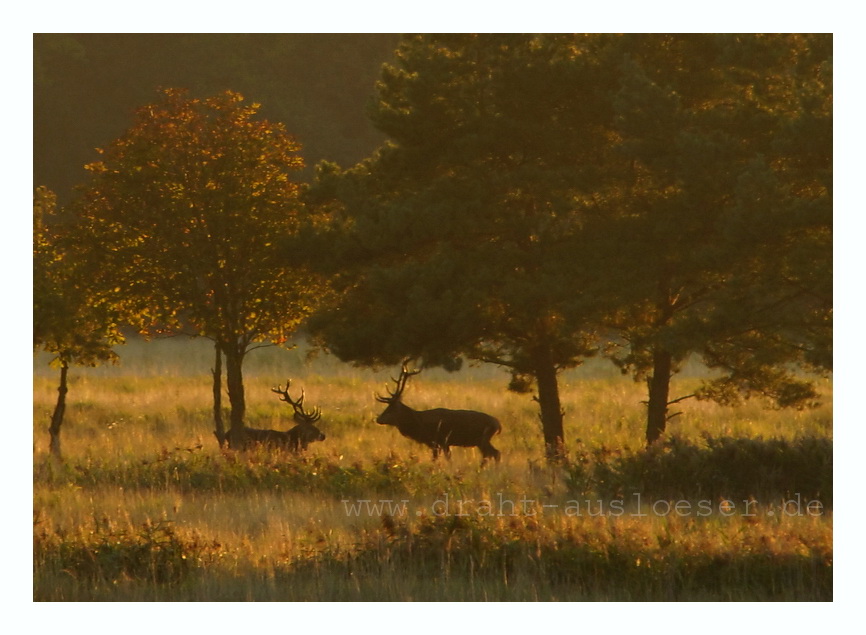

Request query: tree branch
[{"left": 666, "top": 393, "right": 696, "bottom": 407}]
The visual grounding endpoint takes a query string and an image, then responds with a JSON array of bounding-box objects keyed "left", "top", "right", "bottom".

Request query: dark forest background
[{"left": 34, "top": 34, "right": 399, "bottom": 202}]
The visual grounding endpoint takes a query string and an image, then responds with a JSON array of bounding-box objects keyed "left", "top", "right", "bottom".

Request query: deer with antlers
[
  {"left": 228, "top": 380, "right": 325, "bottom": 452},
  {"left": 375, "top": 361, "right": 501, "bottom": 464}
]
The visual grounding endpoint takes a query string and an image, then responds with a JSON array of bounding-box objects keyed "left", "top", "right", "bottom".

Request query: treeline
[{"left": 34, "top": 34, "right": 832, "bottom": 460}]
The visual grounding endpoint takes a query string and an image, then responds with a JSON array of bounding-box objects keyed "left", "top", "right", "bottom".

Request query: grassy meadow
[{"left": 33, "top": 338, "right": 832, "bottom": 601}]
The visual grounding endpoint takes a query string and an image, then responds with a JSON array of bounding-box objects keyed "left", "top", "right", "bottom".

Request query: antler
[
  {"left": 272, "top": 379, "right": 322, "bottom": 423},
  {"left": 376, "top": 359, "right": 421, "bottom": 403}
]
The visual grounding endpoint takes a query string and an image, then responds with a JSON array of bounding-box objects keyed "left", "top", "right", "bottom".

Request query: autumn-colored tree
[
  {"left": 77, "top": 89, "right": 325, "bottom": 447},
  {"left": 34, "top": 186, "right": 123, "bottom": 458}
]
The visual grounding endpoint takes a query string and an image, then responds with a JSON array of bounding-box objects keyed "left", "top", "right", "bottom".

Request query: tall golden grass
[{"left": 33, "top": 338, "right": 832, "bottom": 601}]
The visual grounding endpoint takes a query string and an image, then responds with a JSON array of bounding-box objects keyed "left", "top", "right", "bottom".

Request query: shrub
[
  {"left": 565, "top": 435, "right": 832, "bottom": 505},
  {"left": 34, "top": 517, "right": 220, "bottom": 587}
]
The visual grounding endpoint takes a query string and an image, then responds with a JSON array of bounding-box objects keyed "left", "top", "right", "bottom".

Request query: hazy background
[{"left": 34, "top": 34, "right": 399, "bottom": 203}]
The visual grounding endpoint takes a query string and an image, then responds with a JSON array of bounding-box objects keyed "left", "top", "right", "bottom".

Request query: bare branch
[{"left": 666, "top": 393, "right": 696, "bottom": 407}]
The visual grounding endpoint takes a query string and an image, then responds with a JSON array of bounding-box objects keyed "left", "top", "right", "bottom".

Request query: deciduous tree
[
  {"left": 34, "top": 186, "right": 122, "bottom": 458},
  {"left": 77, "top": 89, "right": 325, "bottom": 447}
]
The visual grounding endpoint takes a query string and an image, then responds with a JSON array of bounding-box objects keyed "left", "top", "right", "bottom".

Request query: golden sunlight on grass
[{"left": 33, "top": 339, "right": 832, "bottom": 600}]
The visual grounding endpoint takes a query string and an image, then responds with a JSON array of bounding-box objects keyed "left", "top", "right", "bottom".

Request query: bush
[
  {"left": 34, "top": 518, "right": 220, "bottom": 587},
  {"left": 565, "top": 435, "right": 832, "bottom": 505}
]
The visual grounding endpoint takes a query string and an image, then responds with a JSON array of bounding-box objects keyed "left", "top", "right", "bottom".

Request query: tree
[
  {"left": 591, "top": 34, "right": 832, "bottom": 444},
  {"left": 308, "top": 35, "right": 622, "bottom": 459},
  {"left": 34, "top": 186, "right": 122, "bottom": 458},
  {"left": 77, "top": 89, "right": 325, "bottom": 447},
  {"left": 310, "top": 34, "right": 832, "bottom": 453}
]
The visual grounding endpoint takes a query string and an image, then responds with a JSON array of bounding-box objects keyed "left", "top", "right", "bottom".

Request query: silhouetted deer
[
  {"left": 375, "top": 362, "right": 501, "bottom": 464},
  {"left": 228, "top": 380, "right": 325, "bottom": 452}
]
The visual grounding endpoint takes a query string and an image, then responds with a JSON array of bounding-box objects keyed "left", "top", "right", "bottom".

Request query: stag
[
  {"left": 229, "top": 380, "right": 325, "bottom": 452},
  {"left": 271, "top": 380, "right": 326, "bottom": 451},
  {"left": 376, "top": 362, "right": 501, "bottom": 463}
]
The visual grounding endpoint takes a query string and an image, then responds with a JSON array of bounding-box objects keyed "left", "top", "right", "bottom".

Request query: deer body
[
  {"left": 227, "top": 379, "right": 325, "bottom": 452},
  {"left": 376, "top": 363, "right": 501, "bottom": 463},
  {"left": 378, "top": 401, "right": 501, "bottom": 462},
  {"left": 233, "top": 421, "right": 325, "bottom": 452}
]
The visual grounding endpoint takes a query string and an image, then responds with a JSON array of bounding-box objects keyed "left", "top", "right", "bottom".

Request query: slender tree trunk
[
  {"left": 645, "top": 346, "right": 672, "bottom": 446},
  {"left": 533, "top": 348, "right": 565, "bottom": 461},
  {"left": 223, "top": 342, "right": 247, "bottom": 449},
  {"left": 48, "top": 360, "right": 69, "bottom": 459},
  {"left": 212, "top": 341, "right": 226, "bottom": 448}
]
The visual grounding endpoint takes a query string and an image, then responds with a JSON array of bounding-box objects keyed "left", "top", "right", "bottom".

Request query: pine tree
[
  {"left": 594, "top": 34, "right": 832, "bottom": 443},
  {"left": 311, "top": 34, "right": 831, "bottom": 452},
  {"left": 309, "top": 35, "right": 621, "bottom": 459}
]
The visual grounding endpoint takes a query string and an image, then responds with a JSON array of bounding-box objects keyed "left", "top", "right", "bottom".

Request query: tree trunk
[
  {"left": 645, "top": 346, "right": 672, "bottom": 446},
  {"left": 212, "top": 341, "right": 226, "bottom": 448},
  {"left": 223, "top": 342, "right": 247, "bottom": 449},
  {"left": 534, "top": 348, "right": 565, "bottom": 461},
  {"left": 48, "top": 360, "right": 69, "bottom": 459}
]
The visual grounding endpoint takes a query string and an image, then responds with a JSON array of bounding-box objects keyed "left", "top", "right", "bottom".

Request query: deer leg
[
  {"left": 480, "top": 442, "right": 501, "bottom": 464},
  {"left": 443, "top": 446, "right": 452, "bottom": 460}
]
